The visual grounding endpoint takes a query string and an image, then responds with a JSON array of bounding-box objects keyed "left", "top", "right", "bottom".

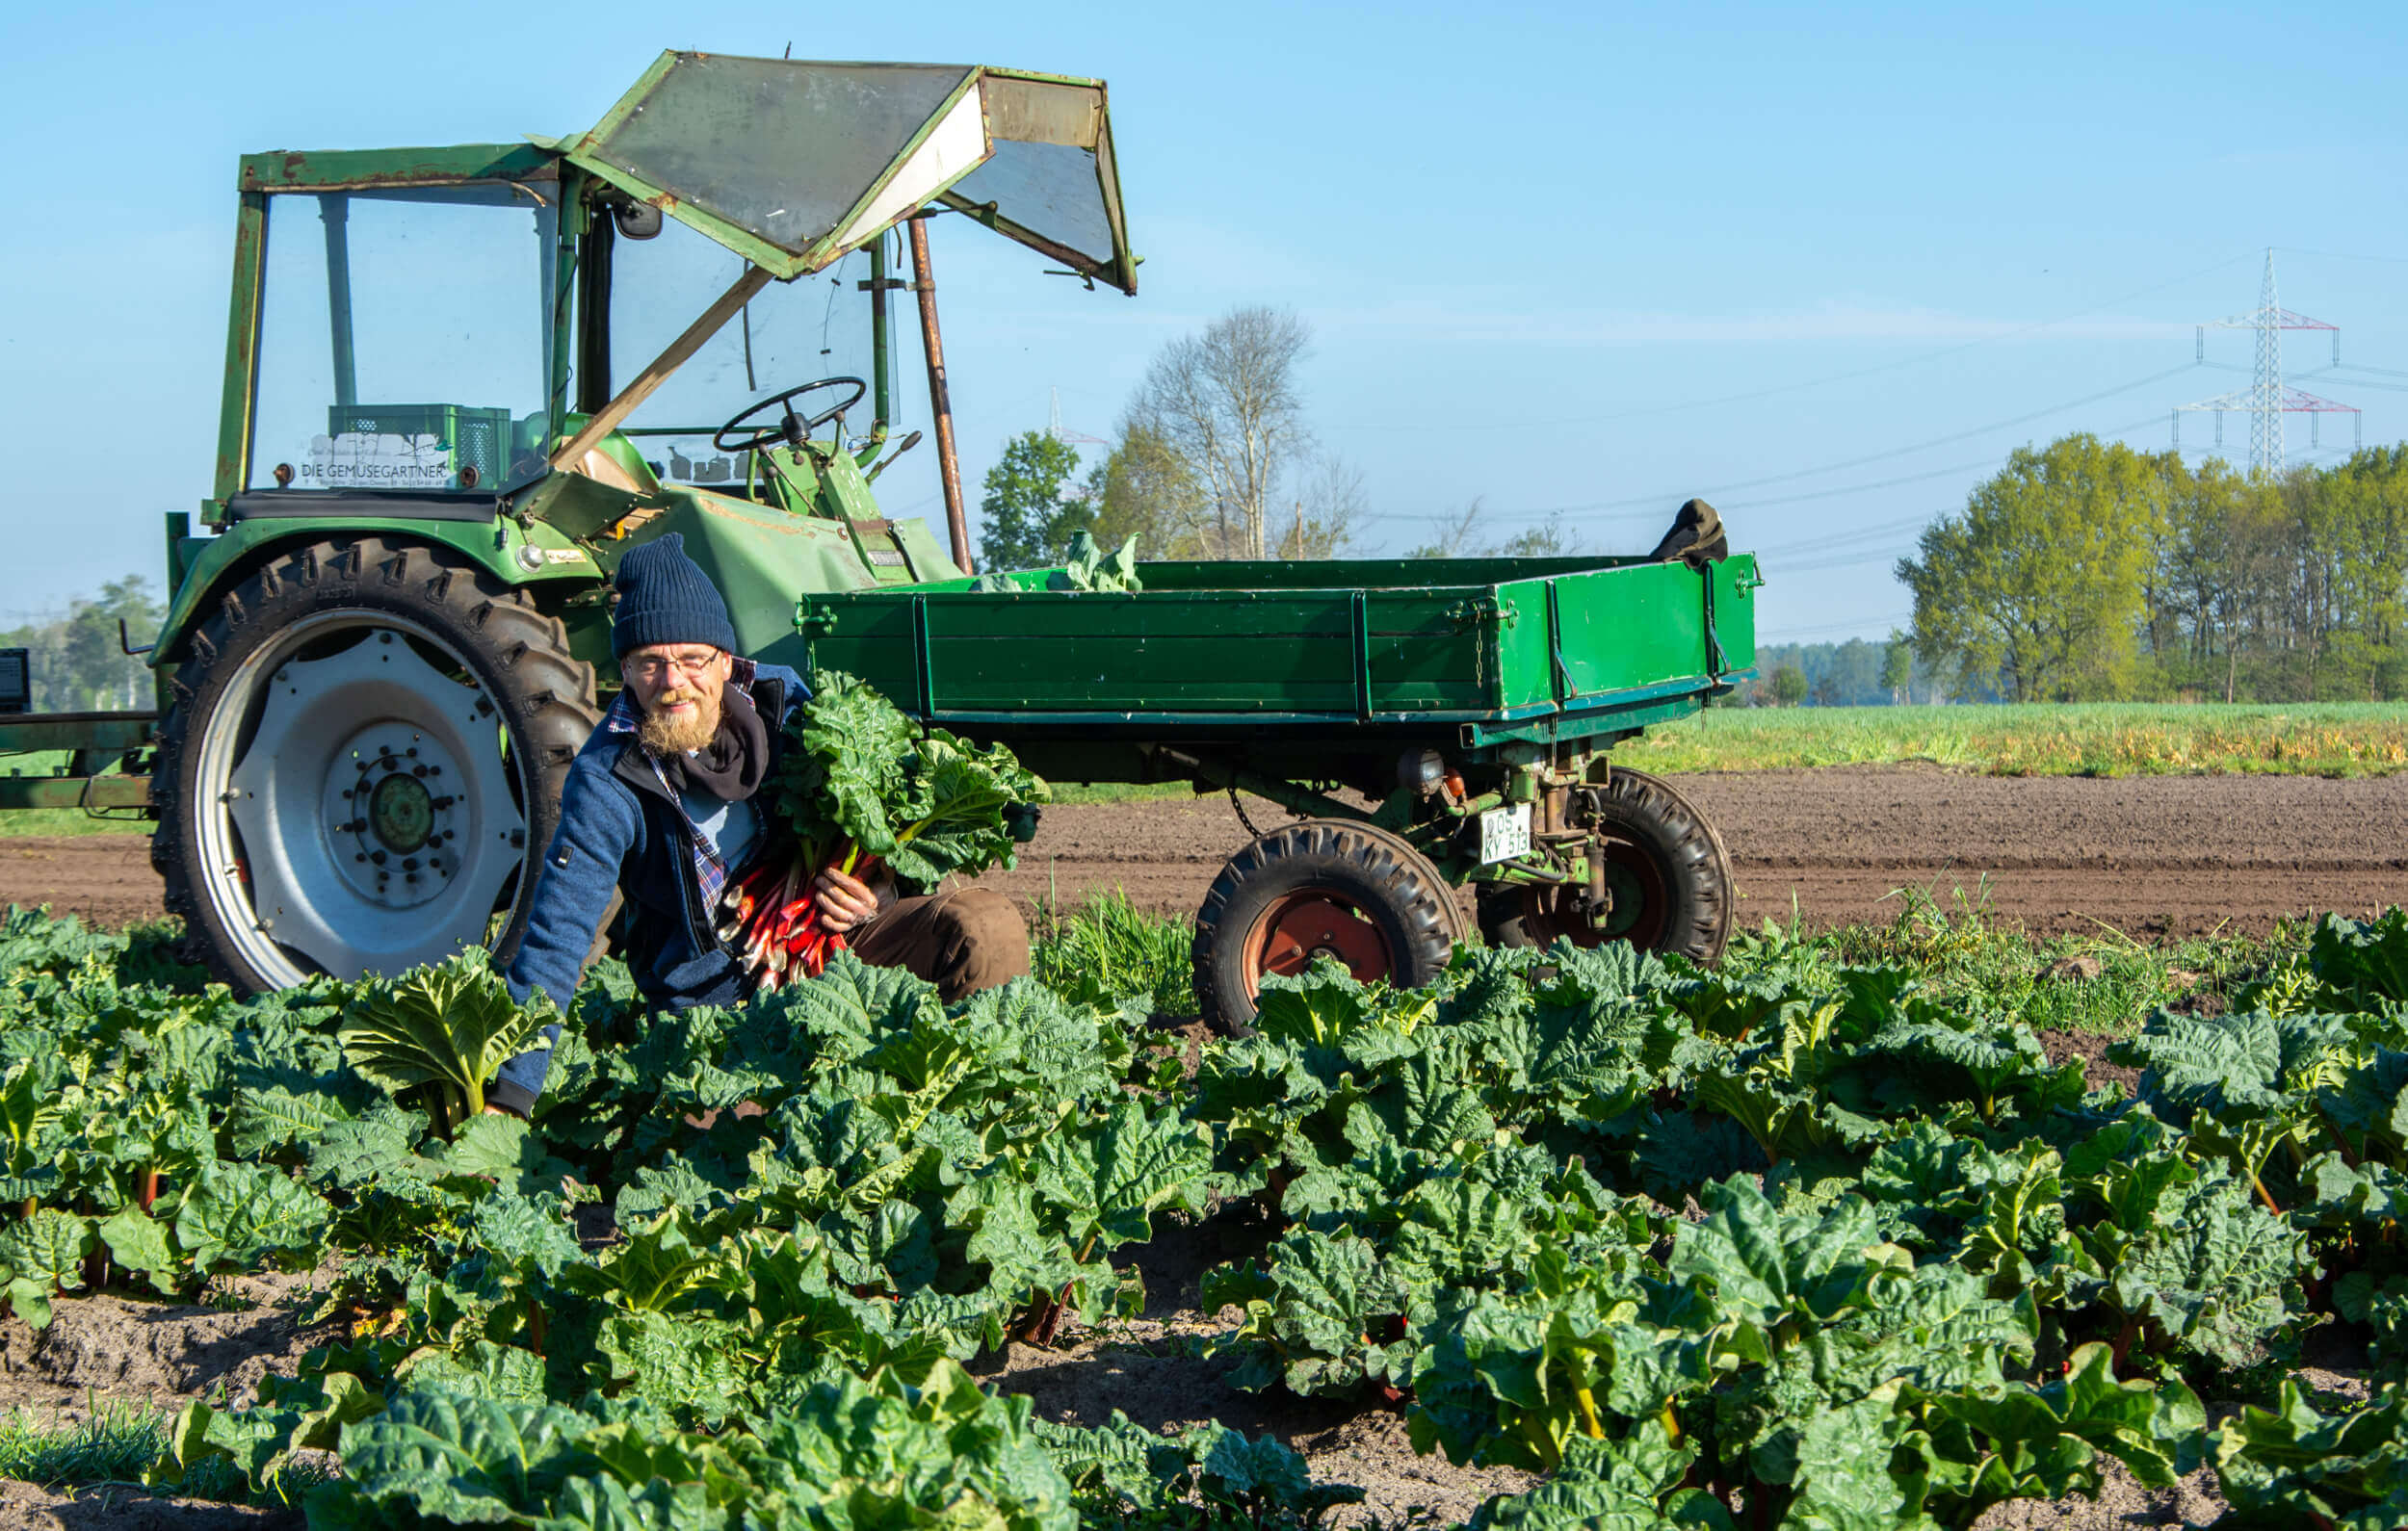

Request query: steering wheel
[{"left": 712, "top": 376, "right": 868, "bottom": 454}]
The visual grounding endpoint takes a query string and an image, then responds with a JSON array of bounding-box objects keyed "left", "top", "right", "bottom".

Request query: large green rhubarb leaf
[
  {"left": 1028, "top": 1099, "right": 1211, "bottom": 1258},
  {"left": 1930, "top": 1341, "right": 2205, "bottom": 1502},
  {"left": 886, "top": 730, "right": 1049, "bottom": 886},
  {"left": 337, "top": 1389, "right": 602, "bottom": 1524},
  {"left": 95, "top": 1204, "right": 179, "bottom": 1295},
  {"left": 338, "top": 950, "right": 554, "bottom": 1129},
  {"left": 1668, "top": 1176, "right": 1887, "bottom": 1335},
  {"left": 0, "top": 1208, "right": 90, "bottom": 1328},
  {"left": 2213, "top": 1380, "right": 2408, "bottom": 1529},
  {"left": 1468, "top": 1421, "right": 1722, "bottom": 1530},
  {"left": 172, "top": 1161, "right": 329, "bottom": 1277},
  {"left": 2080, "top": 1166, "right": 2312, "bottom": 1369},
  {"left": 774, "top": 668, "right": 923, "bottom": 862},
  {"left": 1205, "top": 1230, "right": 1421, "bottom": 1396},
  {"left": 2310, "top": 908, "right": 2408, "bottom": 1010}
]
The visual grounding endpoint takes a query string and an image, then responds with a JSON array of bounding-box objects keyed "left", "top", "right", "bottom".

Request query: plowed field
[
  {"left": 5, "top": 766, "right": 2403, "bottom": 936},
  {"left": 992, "top": 766, "right": 2408, "bottom": 937}
]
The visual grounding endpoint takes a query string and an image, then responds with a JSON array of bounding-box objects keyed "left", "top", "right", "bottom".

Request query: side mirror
[{"left": 612, "top": 202, "right": 664, "bottom": 241}]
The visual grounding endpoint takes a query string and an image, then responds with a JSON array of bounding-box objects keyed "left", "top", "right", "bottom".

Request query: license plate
[{"left": 1479, "top": 804, "right": 1532, "bottom": 865}]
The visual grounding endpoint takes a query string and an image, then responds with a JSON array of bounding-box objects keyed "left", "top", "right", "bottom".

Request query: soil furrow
[{"left": 2, "top": 766, "right": 2402, "bottom": 939}]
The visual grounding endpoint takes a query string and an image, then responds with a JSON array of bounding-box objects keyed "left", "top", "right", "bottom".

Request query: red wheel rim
[{"left": 1244, "top": 890, "right": 1395, "bottom": 989}]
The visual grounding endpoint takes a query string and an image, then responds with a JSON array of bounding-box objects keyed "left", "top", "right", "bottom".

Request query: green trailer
[
  {"left": 0, "top": 52, "right": 1757, "bottom": 1027},
  {"left": 803, "top": 552, "right": 1756, "bottom": 1025}
]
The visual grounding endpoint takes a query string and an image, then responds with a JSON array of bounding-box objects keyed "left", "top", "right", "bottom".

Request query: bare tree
[
  {"left": 1278, "top": 454, "right": 1365, "bottom": 558},
  {"left": 1403, "top": 498, "right": 1487, "bottom": 559},
  {"left": 1401, "top": 499, "right": 1578, "bottom": 559},
  {"left": 1490, "top": 512, "right": 1575, "bottom": 558},
  {"left": 1132, "top": 306, "right": 1311, "bottom": 559}
]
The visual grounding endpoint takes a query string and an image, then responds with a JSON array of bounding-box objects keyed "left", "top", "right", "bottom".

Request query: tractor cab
[
  {"left": 241, "top": 167, "right": 563, "bottom": 503},
  {"left": 224, "top": 52, "right": 1138, "bottom": 634}
]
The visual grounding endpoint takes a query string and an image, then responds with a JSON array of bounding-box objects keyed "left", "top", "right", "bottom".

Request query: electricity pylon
[{"left": 2173, "top": 249, "right": 2358, "bottom": 477}]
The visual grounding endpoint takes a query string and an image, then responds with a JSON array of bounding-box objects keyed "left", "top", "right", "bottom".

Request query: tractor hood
[{"left": 561, "top": 52, "right": 1136, "bottom": 294}]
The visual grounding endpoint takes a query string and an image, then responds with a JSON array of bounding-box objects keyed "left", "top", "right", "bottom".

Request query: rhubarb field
[{"left": 3, "top": 904, "right": 2408, "bottom": 1528}]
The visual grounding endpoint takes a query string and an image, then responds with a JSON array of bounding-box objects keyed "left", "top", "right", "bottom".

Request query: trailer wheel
[
  {"left": 1192, "top": 819, "right": 1460, "bottom": 1034},
  {"left": 1479, "top": 767, "right": 1732, "bottom": 963},
  {"left": 149, "top": 537, "right": 598, "bottom": 993}
]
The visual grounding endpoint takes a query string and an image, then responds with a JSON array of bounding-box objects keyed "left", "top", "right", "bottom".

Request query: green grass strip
[
  {"left": 1617, "top": 700, "right": 2408, "bottom": 777},
  {"left": 0, "top": 1397, "right": 290, "bottom": 1501}
]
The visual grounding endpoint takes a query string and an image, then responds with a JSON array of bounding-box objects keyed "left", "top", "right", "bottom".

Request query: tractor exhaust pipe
[{"left": 907, "top": 216, "right": 975, "bottom": 574}]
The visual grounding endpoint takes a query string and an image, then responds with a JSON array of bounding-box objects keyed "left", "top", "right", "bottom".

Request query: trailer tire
[
  {"left": 1477, "top": 766, "right": 1732, "bottom": 963},
  {"left": 150, "top": 536, "right": 598, "bottom": 993},
  {"left": 1192, "top": 818, "right": 1458, "bottom": 1035}
]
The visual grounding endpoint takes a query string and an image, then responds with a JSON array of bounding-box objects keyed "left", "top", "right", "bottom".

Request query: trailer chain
[{"left": 1229, "top": 786, "right": 1268, "bottom": 842}]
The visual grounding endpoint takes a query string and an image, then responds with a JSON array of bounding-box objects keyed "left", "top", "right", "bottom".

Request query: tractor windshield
[
  {"left": 604, "top": 217, "right": 887, "bottom": 488},
  {"left": 248, "top": 184, "right": 556, "bottom": 496}
]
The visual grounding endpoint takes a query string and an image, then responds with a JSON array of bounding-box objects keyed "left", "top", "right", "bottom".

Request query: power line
[
  {"left": 1329, "top": 250, "right": 2259, "bottom": 434},
  {"left": 1693, "top": 366, "right": 2197, "bottom": 503},
  {"left": 1750, "top": 512, "right": 1936, "bottom": 559},
  {"left": 1778, "top": 546, "right": 1921, "bottom": 576},
  {"left": 1760, "top": 612, "right": 1913, "bottom": 642},
  {"left": 1717, "top": 458, "right": 2002, "bottom": 511},
  {"left": 2276, "top": 246, "right": 2408, "bottom": 266},
  {"left": 2303, "top": 374, "right": 2408, "bottom": 395},
  {"left": 1361, "top": 366, "right": 2196, "bottom": 529}
]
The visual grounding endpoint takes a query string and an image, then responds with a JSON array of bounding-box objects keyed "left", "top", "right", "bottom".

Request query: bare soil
[
  {"left": 8, "top": 767, "right": 2403, "bottom": 939},
  {"left": 979, "top": 765, "right": 2408, "bottom": 940},
  {"left": 0, "top": 1481, "right": 298, "bottom": 1530},
  {"left": 0, "top": 1274, "right": 328, "bottom": 1531},
  {"left": 0, "top": 839, "right": 163, "bottom": 931},
  {"left": 0, "top": 1271, "right": 333, "bottom": 1419},
  {"left": 2038, "top": 1029, "right": 2141, "bottom": 1098}
]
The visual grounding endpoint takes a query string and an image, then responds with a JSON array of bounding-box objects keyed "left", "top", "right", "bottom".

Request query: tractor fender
[{"left": 152, "top": 515, "right": 601, "bottom": 668}]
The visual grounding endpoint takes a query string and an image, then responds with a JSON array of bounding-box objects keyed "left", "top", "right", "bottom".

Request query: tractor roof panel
[
  {"left": 563, "top": 53, "right": 1135, "bottom": 293},
  {"left": 238, "top": 143, "right": 558, "bottom": 193}
]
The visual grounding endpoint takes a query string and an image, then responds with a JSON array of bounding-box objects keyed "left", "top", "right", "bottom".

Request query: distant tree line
[
  {"left": 0, "top": 578, "right": 162, "bottom": 712},
  {"left": 1898, "top": 433, "right": 2408, "bottom": 703},
  {"left": 1738, "top": 636, "right": 1946, "bottom": 708}
]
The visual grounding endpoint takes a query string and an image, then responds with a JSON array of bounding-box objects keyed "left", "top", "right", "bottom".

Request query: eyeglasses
[{"left": 623, "top": 651, "right": 725, "bottom": 683}]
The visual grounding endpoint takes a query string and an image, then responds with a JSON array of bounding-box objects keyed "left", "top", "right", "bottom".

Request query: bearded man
[{"left": 486, "top": 533, "right": 1030, "bottom": 1118}]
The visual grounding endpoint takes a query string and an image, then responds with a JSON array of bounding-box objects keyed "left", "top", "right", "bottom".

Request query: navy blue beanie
[{"left": 612, "top": 533, "right": 737, "bottom": 658}]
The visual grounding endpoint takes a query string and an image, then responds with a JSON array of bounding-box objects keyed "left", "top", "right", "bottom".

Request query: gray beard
[{"left": 638, "top": 695, "right": 720, "bottom": 758}]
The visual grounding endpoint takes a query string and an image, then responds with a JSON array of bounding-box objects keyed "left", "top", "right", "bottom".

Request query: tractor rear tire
[
  {"left": 1478, "top": 766, "right": 1733, "bottom": 964},
  {"left": 149, "top": 536, "right": 598, "bottom": 993},
  {"left": 1192, "top": 818, "right": 1460, "bottom": 1035}
]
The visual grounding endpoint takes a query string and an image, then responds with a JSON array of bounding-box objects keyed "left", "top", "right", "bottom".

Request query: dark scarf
[{"left": 657, "top": 684, "right": 770, "bottom": 802}]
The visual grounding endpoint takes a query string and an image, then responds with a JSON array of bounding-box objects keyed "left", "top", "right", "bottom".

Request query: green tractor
[{"left": 7, "top": 53, "right": 1758, "bottom": 1027}]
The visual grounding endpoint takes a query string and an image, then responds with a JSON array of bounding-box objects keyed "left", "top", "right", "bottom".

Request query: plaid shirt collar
[{"left": 610, "top": 656, "right": 760, "bottom": 908}]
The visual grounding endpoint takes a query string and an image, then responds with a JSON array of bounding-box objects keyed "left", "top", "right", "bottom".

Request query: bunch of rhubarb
[
  {"left": 716, "top": 849, "right": 885, "bottom": 988},
  {"left": 718, "top": 670, "right": 1047, "bottom": 990}
]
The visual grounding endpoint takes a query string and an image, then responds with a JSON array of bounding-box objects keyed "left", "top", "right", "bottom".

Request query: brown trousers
[{"left": 848, "top": 887, "right": 1031, "bottom": 1002}]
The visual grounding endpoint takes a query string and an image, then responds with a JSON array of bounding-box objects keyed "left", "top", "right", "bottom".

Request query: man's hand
[
  {"left": 813, "top": 866, "right": 886, "bottom": 934},
  {"left": 483, "top": 1102, "right": 525, "bottom": 1120}
]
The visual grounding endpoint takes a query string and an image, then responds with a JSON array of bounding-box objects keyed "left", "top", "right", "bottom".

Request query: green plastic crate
[{"left": 327, "top": 403, "right": 515, "bottom": 490}]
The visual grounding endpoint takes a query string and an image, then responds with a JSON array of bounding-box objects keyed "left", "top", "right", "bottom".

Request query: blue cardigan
[{"left": 489, "top": 662, "right": 804, "bottom": 1114}]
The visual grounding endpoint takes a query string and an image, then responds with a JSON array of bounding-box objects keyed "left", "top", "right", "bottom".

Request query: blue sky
[{"left": 3, "top": 2, "right": 2403, "bottom": 644}]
